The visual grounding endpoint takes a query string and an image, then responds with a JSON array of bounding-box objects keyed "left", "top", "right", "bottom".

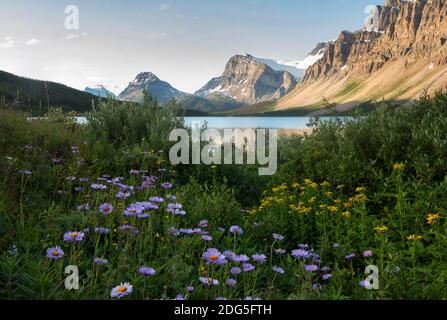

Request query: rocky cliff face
[
  {"left": 196, "top": 55, "right": 297, "bottom": 105},
  {"left": 277, "top": 0, "right": 447, "bottom": 112},
  {"left": 85, "top": 85, "right": 116, "bottom": 98},
  {"left": 118, "top": 72, "right": 187, "bottom": 104}
]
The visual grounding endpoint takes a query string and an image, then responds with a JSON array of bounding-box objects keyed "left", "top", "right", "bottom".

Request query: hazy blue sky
[{"left": 0, "top": 0, "right": 377, "bottom": 94}]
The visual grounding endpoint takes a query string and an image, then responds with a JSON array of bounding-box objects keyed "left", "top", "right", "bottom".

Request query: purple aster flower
[
  {"left": 79, "top": 177, "right": 89, "bottom": 183},
  {"left": 161, "top": 182, "right": 173, "bottom": 189},
  {"left": 198, "top": 220, "right": 208, "bottom": 228},
  {"left": 94, "top": 257, "right": 109, "bottom": 265},
  {"left": 74, "top": 187, "right": 84, "bottom": 192},
  {"left": 223, "top": 250, "right": 235, "bottom": 259},
  {"left": 201, "top": 235, "right": 213, "bottom": 241},
  {"left": 170, "top": 209, "right": 187, "bottom": 216},
  {"left": 175, "top": 294, "right": 187, "bottom": 300},
  {"left": 111, "top": 283, "right": 133, "bottom": 298},
  {"left": 226, "top": 279, "right": 237, "bottom": 287},
  {"left": 186, "top": 286, "right": 195, "bottom": 293},
  {"left": 199, "top": 277, "right": 219, "bottom": 286},
  {"left": 25, "top": 144, "right": 33, "bottom": 151},
  {"left": 94, "top": 227, "right": 110, "bottom": 235},
  {"left": 252, "top": 254, "right": 267, "bottom": 264},
  {"left": 149, "top": 196, "right": 164, "bottom": 203},
  {"left": 272, "top": 233, "right": 285, "bottom": 241},
  {"left": 230, "top": 267, "right": 242, "bottom": 276},
  {"left": 124, "top": 204, "right": 143, "bottom": 217},
  {"left": 46, "top": 246, "right": 64, "bottom": 260},
  {"left": 52, "top": 158, "right": 62, "bottom": 165},
  {"left": 18, "top": 169, "right": 32, "bottom": 175},
  {"left": 359, "top": 280, "right": 370, "bottom": 288},
  {"left": 363, "top": 250, "right": 373, "bottom": 257},
  {"left": 137, "top": 213, "right": 150, "bottom": 219},
  {"left": 229, "top": 225, "right": 243, "bottom": 236},
  {"left": 345, "top": 253, "right": 356, "bottom": 260},
  {"left": 167, "top": 195, "right": 177, "bottom": 201},
  {"left": 216, "top": 297, "right": 227, "bottom": 300},
  {"left": 232, "top": 254, "right": 250, "bottom": 263},
  {"left": 129, "top": 169, "right": 140, "bottom": 175},
  {"left": 291, "top": 249, "right": 311, "bottom": 260},
  {"left": 139, "top": 267, "right": 156, "bottom": 276},
  {"left": 116, "top": 191, "right": 131, "bottom": 200},
  {"left": 273, "top": 266, "right": 285, "bottom": 274},
  {"left": 119, "top": 224, "right": 133, "bottom": 231},
  {"left": 99, "top": 203, "right": 113, "bottom": 216},
  {"left": 203, "top": 248, "right": 227, "bottom": 265},
  {"left": 243, "top": 263, "right": 255, "bottom": 272},
  {"left": 91, "top": 183, "right": 107, "bottom": 190},
  {"left": 312, "top": 284, "right": 322, "bottom": 290},
  {"left": 71, "top": 146, "right": 80, "bottom": 153},
  {"left": 63, "top": 231, "right": 85, "bottom": 242},
  {"left": 298, "top": 244, "right": 309, "bottom": 249},
  {"left": 332, "top": 243, "right": 340, "bottom": 249},
  {"left": 217, "top": 227, "right": 226, "bottom": 232},
  {"left": 322, "top": 274, "right": 333, "bottom": 280},
  {"left": 305, "top": 264, "right": 319, "bottom": 272},
  {"left": 66, "top": 176, "right": 77, "bottom": 181}
]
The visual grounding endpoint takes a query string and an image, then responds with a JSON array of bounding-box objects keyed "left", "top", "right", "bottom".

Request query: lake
[
  {"left": 183, "top": 117, "right": 351, "bottom": 129},
  {"left": 73, "top": 116, "right": 351, "bottom": 129}
]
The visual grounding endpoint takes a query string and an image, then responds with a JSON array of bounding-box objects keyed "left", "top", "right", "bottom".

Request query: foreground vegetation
[{"left": 0, "top": 93, "right": 446, "bottom": 300}]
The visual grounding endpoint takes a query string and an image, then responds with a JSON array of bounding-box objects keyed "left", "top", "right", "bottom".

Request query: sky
[{"left": 0, "top": 0, "right": 378, "bottom": 94}]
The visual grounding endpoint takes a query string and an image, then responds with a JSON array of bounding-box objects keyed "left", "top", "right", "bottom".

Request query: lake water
[
  {"left": 72, "top": 116, "right": 350, "bottom": 129},
  {"left": 184, "top": 117, "right": 351, "bottom": 129}
]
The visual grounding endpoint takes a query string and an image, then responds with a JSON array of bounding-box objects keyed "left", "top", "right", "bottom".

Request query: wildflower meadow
[{"left": 0, "top": 93, "right": 446, "bottom": 300}]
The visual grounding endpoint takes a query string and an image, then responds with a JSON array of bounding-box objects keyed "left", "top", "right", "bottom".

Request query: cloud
[
  {"left": 0, "top": 36, "right": 17, "bottom": 49},
  {"left": 65, "top": 33, "right": 88, "bottom": 40},
  {"left": 25, "top": 38, "right": 41, "bottom": 46},
  {"left": 159, "top": 3, "right": 171, "bottom": 11},
  {"left": 146, "top": 32, "right": 166, "bottom": 39},
  {"left": 86, "top": 76, "right": 108, "bottom": 83}
]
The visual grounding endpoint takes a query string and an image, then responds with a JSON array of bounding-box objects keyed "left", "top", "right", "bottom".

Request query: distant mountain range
[
  {"left": 3, "top": 0, "right": 446, "bottom": 116},
  {"left": 276, "top": 0, "right": 447, "bottom": 114},
  {"left": 85, "top": 85, "right": 116, "bottom": 98}
]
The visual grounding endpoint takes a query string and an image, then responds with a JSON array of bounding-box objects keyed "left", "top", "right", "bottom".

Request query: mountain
[
  {"left": 276, "top": 0, "right": 447, "bottom": 114},
  {"left": 119, "top": 72, "right": 188, "bottom": 103},
  {"left": 195, "top": 54, "right": 297, "bottom": 105},
  {"left": 85, "top": 85, "right": 116, "bottom": 98},
  {"left": 0, "top": 70, "right": 100, "bottom": 114}
]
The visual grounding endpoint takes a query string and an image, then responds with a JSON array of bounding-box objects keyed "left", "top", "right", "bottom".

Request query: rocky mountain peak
[
  {"left": 118, "top": 71, "right": 187, "bottom": 104},
  {"left": 195, "top": 54, "right": 297, "bottom": 105}
]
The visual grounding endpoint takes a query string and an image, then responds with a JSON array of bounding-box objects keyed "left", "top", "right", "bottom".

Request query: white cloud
[
  {"left": 0, "top": 36, "right": 17, "bottom": 49},
  {"left": 146, "top": 32, "right": 166, "bottom": 39},
  {"left": 25, "top": 38, "right": 41, "bottom": 46},
  {"left": 159, "top": 3, "right": 171, "bottom": 11},
  {"left": 65, "top": 33, "right": 88, "bottom": 40}
]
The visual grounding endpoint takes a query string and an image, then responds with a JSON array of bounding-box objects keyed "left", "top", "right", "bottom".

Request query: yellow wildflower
[
  {"left": 375, "top": 226, "right": 389, "bottom": 233},
  {"left": 407, "top": 235, "right": 423, "bottom": 241},
  {"left": 426, "top": 213, "right": 441, "bottom": 225},
  {"left": 356, "top": 187, "right": 366, "bottom": 194},
  {"left": 342, "top": 211, "right": 352, "bottom": 218},
  {"left": 392, "top": 163, "right": 406, "bottom": 171}
]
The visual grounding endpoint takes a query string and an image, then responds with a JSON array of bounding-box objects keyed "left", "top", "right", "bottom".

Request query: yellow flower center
[
  {"left": 52, "top": 251, "right": 60, "bottom": 256},
  {"left": 70, "top": 232, "right": 78, "bottom": 238},
  {"left": 209, "top": 255, "right": 219, "bottom": 261},
  {"left": 117, "top": 287, "right": 127, "bottom": 293}
]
